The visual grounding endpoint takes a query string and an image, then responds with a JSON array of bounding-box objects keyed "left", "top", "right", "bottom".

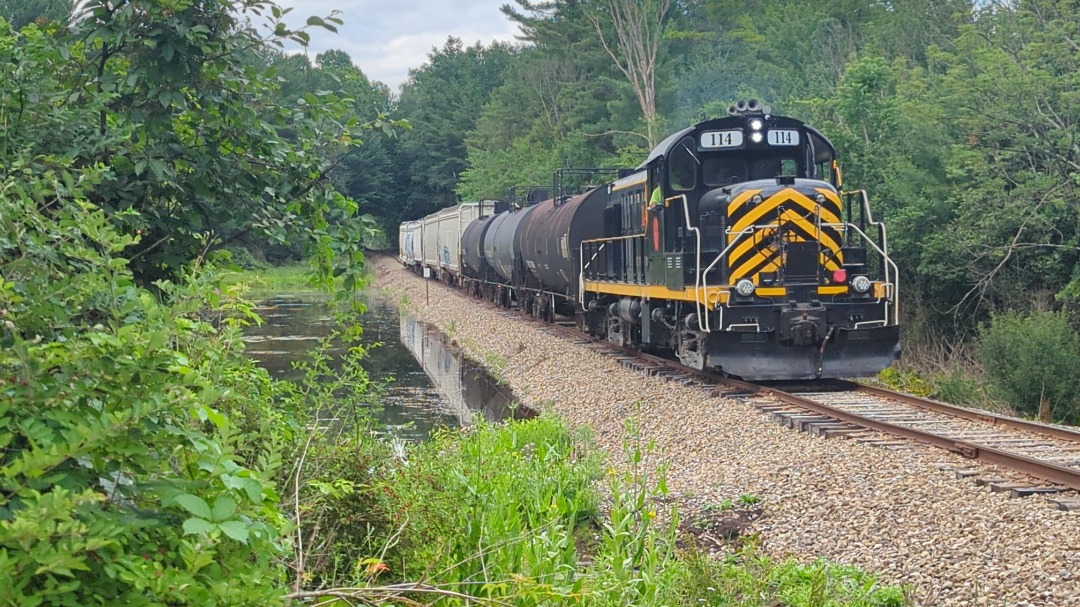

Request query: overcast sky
[{"left": 275, "top": 1, "right": 522, "bottom": 93}]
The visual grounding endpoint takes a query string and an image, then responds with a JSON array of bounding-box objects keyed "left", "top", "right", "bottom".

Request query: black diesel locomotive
[{"left": 400, "top": 101, "right": 900, "bottom": 380}]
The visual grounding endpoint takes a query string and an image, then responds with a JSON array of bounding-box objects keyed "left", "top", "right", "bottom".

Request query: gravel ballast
[{"left": 373, "top": 258, "right": 1080, "bottom": 607}]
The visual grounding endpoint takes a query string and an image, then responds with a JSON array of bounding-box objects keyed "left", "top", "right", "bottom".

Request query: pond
[{"left": 242, "top": 296, "right": 530, "bottom": 440}]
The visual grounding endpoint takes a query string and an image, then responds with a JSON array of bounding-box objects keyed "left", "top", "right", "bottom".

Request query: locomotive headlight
[
  {"left": 735, "top": 279, "right": 756, "bottom": 297},
  {"left": 751, "top": 194, "right": 763, "bottom": 205},
  {"left": 851, "top": 275, "right": 872, "bottom": 294},
  {"left": 749, "top": 118, "right": 764, "bottom": 131},
  {"left": 815, "top": 193, "right": 826, "bottom": 203},
  {"left": 750, "top": 131, "right": 764, "bottom": 143}
]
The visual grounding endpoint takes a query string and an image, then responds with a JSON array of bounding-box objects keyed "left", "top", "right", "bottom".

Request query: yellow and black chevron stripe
[{"left": 726, "top": 187, "right": 844, "bottom": 283}]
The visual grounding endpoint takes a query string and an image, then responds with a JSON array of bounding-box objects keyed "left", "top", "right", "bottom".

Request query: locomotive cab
[{"left": 580, "top": 101, "right": 900, "bottom": 380}]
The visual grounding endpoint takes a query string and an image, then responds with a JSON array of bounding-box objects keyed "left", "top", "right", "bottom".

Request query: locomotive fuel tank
[
  {"left": 517, "top": 187, "right": 609, "bottom": 296},
  {"left": 483, "top": 205, "right": 538, "bottom": 284}
]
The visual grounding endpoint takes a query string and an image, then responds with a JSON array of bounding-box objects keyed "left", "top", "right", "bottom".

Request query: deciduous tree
[{"left": 587, "top": 0, "right": 673, "bottom": 147}]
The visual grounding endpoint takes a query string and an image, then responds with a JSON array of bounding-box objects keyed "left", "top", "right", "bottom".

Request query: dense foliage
[
  {"left": 292, "top": 415, "right": 906, "bottom": 606},
  {"left": 977, "top": 311, "right": 1080, "bottom": 424},
  {"left": 0, "top": 163, "right": 292, "bottom": 604},
  {"left": 0, "top": 1, "right": 384, "bottom": 602},
  {"left": 0, "top": 1, "right": 392, "bottom": 287}
]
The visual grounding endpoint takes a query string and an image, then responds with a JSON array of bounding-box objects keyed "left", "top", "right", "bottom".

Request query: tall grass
[
  {"left": 675, "top": 546, "right": 908, "bottom": 607},
  {"left": 386, "top": 415, "right": 601, "bottom": 600},
  {"left": 300, "top": 413, "right": 910, "bottom": 605}
]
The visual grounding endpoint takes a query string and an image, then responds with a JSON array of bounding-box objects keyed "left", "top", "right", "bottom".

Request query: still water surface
[{"left": 242, "top": 297, "right": 528, "bottom": 440}]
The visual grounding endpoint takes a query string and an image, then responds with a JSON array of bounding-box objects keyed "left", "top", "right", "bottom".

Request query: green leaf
[
  {"left": 241, "top": 478, "right": 265, "bottom": 502},
  {"left": 182, "top": 517, "right": 214, "bottom": 536},
  {"left": 211, "top": 495, "right": 236, "bottom": 522},
  {"left": 217, "top": 521, "right": 250, "bottom": 544},
  {"left": 174, "top": 494, "right": 212, "bottom": 519}
]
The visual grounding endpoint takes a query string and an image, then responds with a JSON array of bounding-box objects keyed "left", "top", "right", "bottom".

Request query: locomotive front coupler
[{"left": 778, "top": 302, "right": 828, "bottom": 347}]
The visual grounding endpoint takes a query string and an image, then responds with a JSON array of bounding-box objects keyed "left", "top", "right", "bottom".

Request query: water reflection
[
  {"left": 243, "top": 296, "right": 530, "bottom": 440},
  {"left": 399, "top": 315, "right": 533, "bottom": 426}
]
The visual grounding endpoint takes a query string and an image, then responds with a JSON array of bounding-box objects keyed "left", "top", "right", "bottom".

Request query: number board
[
  {"left": 767, "top": 129, "right": 800, "bottom": 146},
  {"left": 699, "top": 130, "right": 743, "bottom": 149}
]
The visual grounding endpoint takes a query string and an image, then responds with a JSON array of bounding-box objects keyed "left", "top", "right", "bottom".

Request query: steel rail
[
  {"left": 623, "top": 349, "right": 1080, "bottom": 492},
  {"left": 830, "top": 380, "right": 1080, "bottom": 445},
  {"left": 717, "top": 376, "right": 1080, "bottom": 491}
]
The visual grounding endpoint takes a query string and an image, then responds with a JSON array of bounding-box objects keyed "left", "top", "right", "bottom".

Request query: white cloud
[{"left": 275, "top": 0, "right": 521, "bottom": 92}]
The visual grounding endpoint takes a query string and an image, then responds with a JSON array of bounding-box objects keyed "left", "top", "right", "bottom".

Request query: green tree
[
  {"left": 586, "top": 0, "right": 674, "bottom": 146},
  {"left": 456, "top": 1, "right": 638, "bottom": 201},
  {"left": 395, "top": 38, "right": 514, "bottom": 219},
  {"left": 915, "top": 0, "right": 1080, "bottom": 320},
  {"left": 270, "top": 49, "right": 400, "bottom": 250},
  {"left": 0, "top": 0, "right": 71, "bottom": 28},
  {"left": 6, "top": 0, "right": 379, "bottom": 287},
  {"left": 0, "top": 156, "right": 291, "bottom": 604}
]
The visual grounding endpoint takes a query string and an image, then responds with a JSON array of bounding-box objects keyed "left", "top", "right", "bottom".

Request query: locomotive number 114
[
  {"left": 699, "top": 130, "right": 743, "bottom": 149},
  {"left": 767, "top": 129, "right": 800, "bottom": 146}
]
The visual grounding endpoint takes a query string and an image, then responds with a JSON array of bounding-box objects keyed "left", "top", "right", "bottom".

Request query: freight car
[
  {"left": 399, "top": 220, "right": 423, "bottom": 270},
  {"left": 411, "top": 201, "right": 499, "bottom": 282},
  {"left": 403, "top": 101, "right": 900, "bottom": 381}
]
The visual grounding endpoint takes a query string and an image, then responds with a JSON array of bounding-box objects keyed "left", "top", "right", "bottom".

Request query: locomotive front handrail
[
  {"left": 700, "top": 226, "right": 758, "bottom": 332},
  {"left": 841, "top": 189, "right": 898, "bottom": 326},
  {"left": 699, "top": 219, "right": 899, "bottom": 331},
  {"left": 840, "top": 222, "right": 899, "bottom": 326}
]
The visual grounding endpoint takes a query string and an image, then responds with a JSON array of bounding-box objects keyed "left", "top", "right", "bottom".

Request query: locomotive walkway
[{"left": 375, "top": 257, "right": 1080, "bottom": 607}]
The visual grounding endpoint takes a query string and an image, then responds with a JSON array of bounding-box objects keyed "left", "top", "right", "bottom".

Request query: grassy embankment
[{"left": 240, "top": 262, "right": 910, "bottom": 607}]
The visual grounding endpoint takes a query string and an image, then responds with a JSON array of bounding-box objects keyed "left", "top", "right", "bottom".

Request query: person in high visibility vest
[{"left": 649, "top": 185, "right": 663, "bottom": 208}]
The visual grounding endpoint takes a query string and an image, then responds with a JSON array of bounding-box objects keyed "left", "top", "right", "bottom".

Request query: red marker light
[{"left": 832, "top": 269, "right": 847, "bottom": 283}]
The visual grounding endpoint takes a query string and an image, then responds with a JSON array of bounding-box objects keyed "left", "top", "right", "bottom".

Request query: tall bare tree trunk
[{"left": 588, "top": 0, "right": 673, "bottom": 148}]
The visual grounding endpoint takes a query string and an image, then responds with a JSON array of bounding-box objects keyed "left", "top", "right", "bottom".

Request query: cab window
[
  {"left": 703, "top": 156, "right": 745, "bottom": 185},
  {"left": 668, "top": 137, "right": 697, "bottom": 191}
]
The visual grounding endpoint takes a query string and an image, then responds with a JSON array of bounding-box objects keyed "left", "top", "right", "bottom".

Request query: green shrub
[
  {"left": 930, "top": 367, "right": 985, "bottom": 408},
  {"left": 1, "top": 166, "right": 290, "bottom": 605},
  {"left": 977, "top": 310, "right": 1080, "bottom": 423},
  {"left": 877, "top": 366, "right": 933, "bottom": 398},
  {"left": 590, "top": 420, "right": 681, "bottom": 607}
]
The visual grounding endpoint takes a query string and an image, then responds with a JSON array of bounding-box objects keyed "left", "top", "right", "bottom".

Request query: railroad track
[{"left": 507, "top": 313, "right": 1080, "bottom": 510}]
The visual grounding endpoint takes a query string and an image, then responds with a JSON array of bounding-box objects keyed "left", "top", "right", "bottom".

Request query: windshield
[{"left": 703, "top": 154, "right": 800, "bottom": 186}]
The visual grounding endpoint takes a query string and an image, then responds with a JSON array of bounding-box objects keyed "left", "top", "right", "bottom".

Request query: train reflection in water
[
  {"left": 244, "top": 297, "right": 531, "bottom": 438},
  {"left": 399, "top": 314, "right": 534, "bottom": 426}
]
